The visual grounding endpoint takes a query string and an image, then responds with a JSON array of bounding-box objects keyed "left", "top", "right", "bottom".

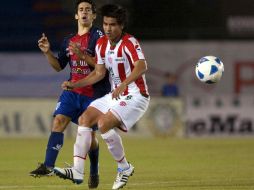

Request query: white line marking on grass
[
  {"left": 0, "top": 185, "right": 85, "bottom": 189},
  {"left": 0, "top": 182, "right": 184, "bottom": 189},
  {"left": 0, "top": 182, "right": 169, "bottom": 189},
  {"left": 0, "top": 179, "right": 253, "bottom": 189}
]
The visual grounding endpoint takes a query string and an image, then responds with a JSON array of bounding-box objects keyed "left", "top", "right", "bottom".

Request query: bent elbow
[
  {"left": 142, "top": 63, "right": 148, "bottom": 73},
  {"left": 55, "top": 67, "right": 62, "bottom": 72},
  {"left": 100, "top": 70, "right": 106, "bottom": 79},
  {"left": 96, "top": 70, "right": 106, "bottom": 80},
  {"left": 144, "top": 66, "right": 148, "bottom": 72}
]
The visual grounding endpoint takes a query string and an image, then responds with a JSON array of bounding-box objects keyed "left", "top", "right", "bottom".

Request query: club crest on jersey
[
  {"left": 108, "top": 57, "right": 113, "bottom": 64},
  {"left": 119, "top": 101, "right": 127, "bottom": 106},
  {"left": 76, "top": 68, "right": 83, "bottom": 74}
]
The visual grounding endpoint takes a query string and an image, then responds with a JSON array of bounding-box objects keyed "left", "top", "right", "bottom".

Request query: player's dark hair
[
  {"left": 75, "top": 0, "right": 96, "bottom": 14},
  {"left": 100, "top": 4, "right": 127, "bottom": 26}
]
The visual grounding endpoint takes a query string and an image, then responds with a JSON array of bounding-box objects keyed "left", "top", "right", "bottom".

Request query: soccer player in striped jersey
[
  {"left": 29, "top": 1, "right": 110, "bottom": 188},
  {"left": 54, "top": 4, "right": 150, "bottom": 190}
]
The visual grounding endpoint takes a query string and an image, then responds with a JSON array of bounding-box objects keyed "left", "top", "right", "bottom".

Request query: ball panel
[
  {"left": 210, "top": 65, "right": 218, "bottom": 75},
  {"left": 197, "top": 70, "right": 204, "bottom": 79}
]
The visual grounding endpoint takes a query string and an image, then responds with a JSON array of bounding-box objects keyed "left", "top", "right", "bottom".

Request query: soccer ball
[{"left": 195, "top": 56, "right": 224, "bottom": 84}]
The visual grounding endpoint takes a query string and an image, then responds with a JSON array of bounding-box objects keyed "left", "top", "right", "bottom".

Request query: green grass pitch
[{"left": 0, "top": 136, "right": 254, "bottom": 190}]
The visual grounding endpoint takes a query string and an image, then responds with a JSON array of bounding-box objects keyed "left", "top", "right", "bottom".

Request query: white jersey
[{"left": 95, "top": 33, "right": 149, "bottom": 96}]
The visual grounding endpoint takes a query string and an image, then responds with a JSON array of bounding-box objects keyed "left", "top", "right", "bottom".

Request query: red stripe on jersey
[
  {"left": 117, "top": 42, "right": 124, "bottom": 57},
  {"left": 124, "top": 40, "right": 139, "bottom": 62},
  {"left": 100, "top": 40, "right": 107, "bottom": 59},
  {"left": 117, "top": 42, "right": 128, "bottom": 94},
  {"left": 135, "top": 76, "right": 148, "bottom": 96},
  {"left": 125, "top": 52, "right": 148, "bottom": 95},
  {"left": 95, "top": 36, "right": 107, "bottom": 63},
  {"left": 118, "top": 63, "right": 128, "bottom": 95}
]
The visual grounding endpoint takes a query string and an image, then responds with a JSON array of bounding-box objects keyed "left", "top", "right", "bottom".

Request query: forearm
[
  {"left": 81, "top": 54, "right": 95, "bottom": 68},
  {"left": 73, "top": 69, "right": 105, "bottom": 88},
  {"left": 44, "top": 51, "right": 62, "bottom": 72},
  {"left": 122, "top": 60, "right": 147, "bottom": 86},
  {"left": 69, "top": 41, "right": 96, "bottom": 68}
]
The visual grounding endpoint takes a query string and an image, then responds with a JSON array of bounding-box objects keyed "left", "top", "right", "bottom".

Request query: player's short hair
[
  {"left": 75, "top": 0, "right": 96, "bottom": 14},
  {"left": 100, "top": 4, "right": 127, "bottom": 26}
]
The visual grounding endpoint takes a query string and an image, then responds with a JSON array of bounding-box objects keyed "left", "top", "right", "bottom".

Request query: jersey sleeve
[
  {"left": 124, "top": 37, "right": 145, "bottom": 64},
  {"left": 57, "top": 36, "right": 70, "bottom": 69},
  {"left": 95, "top": 38, "right": 106, "bottom": 65},
  {"left": 87, "top": 27, "right": 104, "bottom": 57}
]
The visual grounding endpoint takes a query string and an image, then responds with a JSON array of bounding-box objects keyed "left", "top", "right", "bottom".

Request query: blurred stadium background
[
  {"left": 1, "top": 0, "right": 254, "bottom": 189},
  {"left": 1, "top": 0, "right": 254, "bottom": 137}
]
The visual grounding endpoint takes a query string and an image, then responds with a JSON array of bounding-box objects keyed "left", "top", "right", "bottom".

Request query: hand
[
  {"left": 68, "top": 41, "right": 86, "bottom": 60},
  {"left": 61, "top": 81, "right": 75, "bottom": 90},
  {"left": 112, "top": 82, "right": 127, "bottom": 100},
  {"left": 38, "top": 33, "right": 50, "bottom": 53}
]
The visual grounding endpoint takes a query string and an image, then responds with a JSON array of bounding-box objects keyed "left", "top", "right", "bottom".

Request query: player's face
[
  {"left": 75, "top": 2, "right": 96, "bottom": 27},
  {"left": 103, "top": 16, "right": 123, "bottom": 42}
]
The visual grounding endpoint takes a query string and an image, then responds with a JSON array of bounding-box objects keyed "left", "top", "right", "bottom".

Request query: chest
[
  {"left": 68, "top": 35, "right": 92, "bottom": 73},
  {"left": 69, "top": 34, "right": 90, "bottom": 61},
  {"left": 70, "top": 35, "right": 89, "bottom": 49},
  {"left": 104, "top": 43, "right": 128, "bottom": 70}
]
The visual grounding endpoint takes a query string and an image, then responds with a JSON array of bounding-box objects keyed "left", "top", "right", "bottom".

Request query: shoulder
[
  {"left": 90, "top": 26, "right": 104, "bottom": 38},
  {"left": 122, "top": 34, "right": 142, "bottom": 53},
  {"left": 122, "top": 33, "right": 139, "bottom": 47},
  {"left": 59, "top": 33, "right": 75, "bottom": 49},
  {"left": 96, "top": 35, "right": 108, "bottom": 46},
  {"left": 63, "top": 33, "right": 76, "bottom": 42}
]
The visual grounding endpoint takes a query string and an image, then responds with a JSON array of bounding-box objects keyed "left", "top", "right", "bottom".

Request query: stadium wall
[
  {"left": 0, "top": 98, "right": 184, "bottom": 138},
  {"left": 1, "top": 97, "right": 253, "bottom": 137},
  {"left": 1, "top": 41, "right": 254, "bottom": 97},
  {"left": 1, "top": 41, "right": 254, "bottom": 137},
  {"left": 141, "top": 40, "right": 254, "bottom": 95}
]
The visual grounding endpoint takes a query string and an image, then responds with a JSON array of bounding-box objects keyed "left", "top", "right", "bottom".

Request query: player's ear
[
  {"left": 75, "top": 13, "right": 78, "bottom": 20},
  {"left": 93, "top": 13, "right": 96, "bottom": 20}
]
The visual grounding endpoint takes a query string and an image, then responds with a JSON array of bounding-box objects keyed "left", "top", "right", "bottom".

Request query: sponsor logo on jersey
[
  {"left": 109, "top": 67, "right": 121, "bottom": 85},
  {"left": 97, "top": 30, "right": 103, "bottom": 37},
  {"left": 72, "top": 60, "right": 88, "bottom": 66},
  {"left": 108, "top": 50, "right": 114, "bottom": 55},
  {"left": 71, "top": 68, "right": 91, "bottom": 74},
  {"left": 135, "top": 44, "right": 142, "bottom": 52},
  {"left": 125, "top": 95, "right": 133, "bottom": 100},
  {"left": 115, "top": 57, "right": 125, "bottom": 62}
]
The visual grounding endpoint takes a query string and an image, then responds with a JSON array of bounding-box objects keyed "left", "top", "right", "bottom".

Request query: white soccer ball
[{"left": 195, "top": 55, "right": 224, "bottom": 84}]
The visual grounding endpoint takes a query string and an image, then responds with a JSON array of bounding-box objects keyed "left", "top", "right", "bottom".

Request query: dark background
[{"left": 1, "top": 0, "right": 254, "bottom": 51}]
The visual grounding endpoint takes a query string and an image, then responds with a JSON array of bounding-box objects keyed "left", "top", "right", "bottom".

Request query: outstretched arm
[
  {"left": 38, "top": 33, "right": 62, "bottom": 72},
  {"left": 62, "top": 64, "right": 106, "bottom": 90}
]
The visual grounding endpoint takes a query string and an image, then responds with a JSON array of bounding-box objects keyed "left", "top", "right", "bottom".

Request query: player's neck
[
  {"left": 110, "top": 32, "right": 124, "bottom": 47},
  {"left": 78, "top": 23, "right": 92, "bottom": 36}
]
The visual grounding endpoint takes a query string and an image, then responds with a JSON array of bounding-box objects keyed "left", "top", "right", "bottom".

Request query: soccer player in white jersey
[{"left": 54, "top": 4, "right": 150, "bottom": 189}]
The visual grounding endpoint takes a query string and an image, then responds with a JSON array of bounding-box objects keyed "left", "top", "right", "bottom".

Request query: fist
[{"left": 61, "top": 81, "right": 74, "bottom": 90}]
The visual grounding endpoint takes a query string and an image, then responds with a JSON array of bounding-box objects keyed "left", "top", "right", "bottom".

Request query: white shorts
[{"left": 89, "top": 92, "right": 150, "bottom": 132}]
